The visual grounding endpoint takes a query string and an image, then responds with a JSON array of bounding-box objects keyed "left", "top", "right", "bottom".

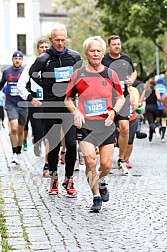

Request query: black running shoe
[
  {"left": 99, "top": 182, "right": 109, "bottom": 202},
  {"left": 90, "top": 196, "right": 102, "bottom": 212},
  {"left": 136, "top": 131, "right": 147, "bottom": 139}
]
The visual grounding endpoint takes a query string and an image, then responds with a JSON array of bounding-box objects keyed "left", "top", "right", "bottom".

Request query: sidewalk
[{"left": 0, "top": 123, "right": 167, "bottom": 252}]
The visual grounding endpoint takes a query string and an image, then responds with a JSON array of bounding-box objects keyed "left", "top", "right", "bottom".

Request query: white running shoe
[
  {"left": 74, "top": 160, "right": 80, "bottom": 171},
  {"left": 11, "top": 153, "right": 20, "bottom": 165},
  {"left": 161, "top": 138, "right": 165, "bottom": 143},
  {"left": 118, "top": 159, "right": 129, "bottom": 176}
]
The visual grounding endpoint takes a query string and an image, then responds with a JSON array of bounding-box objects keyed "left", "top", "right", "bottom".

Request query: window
[
  {"left": 17, "top": 34, "right": 26, "bottom": 54},
  {"left": 17, "top": 3, "right": 25, "bottom": 17}
]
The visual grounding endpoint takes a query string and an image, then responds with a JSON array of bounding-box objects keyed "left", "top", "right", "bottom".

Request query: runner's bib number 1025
[{"left": 84, "top": 98, "right": 107, "bottom": 117}]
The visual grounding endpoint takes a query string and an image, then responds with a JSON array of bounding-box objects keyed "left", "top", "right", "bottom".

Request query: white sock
[
  {"left": 99, "top": 177, "right": 106, "bottom": 184},
  {"left": 93, "top": 194, "right": 100, "bottom": 198}
]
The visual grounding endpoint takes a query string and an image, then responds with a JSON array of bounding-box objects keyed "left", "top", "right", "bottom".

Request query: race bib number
[
  {"left": 8, "top": 82, "right": 19, "bottom": 96},
  {"left": 54, "top": 66, "right": 73, "bottom": 82},
  {"left": 36, "top": 89, "right": 43, "bottom": 100},
  {"left": 84, "top": 98, "right": 107, "bottom": 117},
  {"left": 130, "top": 106, "right": 134, "bottom": 115},
  {"left": 120, "top": 80, "right": 125, "bottom": 92}
]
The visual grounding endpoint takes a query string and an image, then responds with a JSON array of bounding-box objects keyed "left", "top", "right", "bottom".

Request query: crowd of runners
[{"left": 0, "top": 24, "right": 167, "bottom": 212}]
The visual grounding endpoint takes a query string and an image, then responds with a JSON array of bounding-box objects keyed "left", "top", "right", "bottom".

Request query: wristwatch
[{"left": 112, "top": 108, "right": 119, "bottom": 116}]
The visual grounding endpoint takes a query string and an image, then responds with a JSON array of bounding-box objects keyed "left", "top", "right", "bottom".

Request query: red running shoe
[
  {"left": 62, "top": 178, "right": 77, "bottom": 196},
  {"left": 48, "top": 178, "right": 59, "bottom": 194}
]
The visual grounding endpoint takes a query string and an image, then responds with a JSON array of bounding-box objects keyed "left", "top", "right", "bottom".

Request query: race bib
[
  {"left": 84, "top": 98, "right": 107, "bottom": 117},
  {"left": 130, "top": 106, "right": 134, "bottom": 115},
  {"left": 8, "top": 82, "right": 19, "bottom": 96},
  {"left": 36, "top": 89, "right": 43, "bottom": 100},
  {"left": 54, "top": 66, "right": 73, "bottom": 82},
  {"left": 120, "top": 80, "right": 126, "bottom": 92}
]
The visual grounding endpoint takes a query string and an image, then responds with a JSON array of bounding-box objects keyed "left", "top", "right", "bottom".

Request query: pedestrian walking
[{"left": 65, "top": 36, "right": 125, "bottom": 211}]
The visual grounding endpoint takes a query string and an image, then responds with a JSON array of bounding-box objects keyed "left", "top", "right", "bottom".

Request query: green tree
[{"left": 96, "top": 0, "right": 167, "bottom": 80}]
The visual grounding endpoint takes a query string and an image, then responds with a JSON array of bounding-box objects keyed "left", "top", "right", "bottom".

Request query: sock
[
  {"left": 43, "top": 163, "right": 49, "bottom": 170},
  {"left": 12, "top": 147, "right": 18, "bottom": 154},
  {"left": 99, "top": 177, "right": 107, "bottom": 184},
  {"left": 161, "top": 127, "right": 166, "bottom": 138},
  {"left": 93, "top": 194, "right": 100, "bottom": 198},
  {"left": 17, "top": 146, "right": 22, "bottom": 154},
  {"left": 50, "top": 171, "right": 58, "bottom": 179}
]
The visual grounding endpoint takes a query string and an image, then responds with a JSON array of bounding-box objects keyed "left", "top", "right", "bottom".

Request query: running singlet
[
  {"left": 66, "top": 66, "right": 123, "bottom": 120},
  {"left": 0, "top": 66, "right": 25, "bottom": 106}
]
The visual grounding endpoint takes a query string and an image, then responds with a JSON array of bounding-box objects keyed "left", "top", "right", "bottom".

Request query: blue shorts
[{"left": 5, "top": 105, "right": 28, "bottom": 126}]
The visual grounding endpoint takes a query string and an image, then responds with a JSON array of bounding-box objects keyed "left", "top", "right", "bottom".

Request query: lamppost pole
[{"left": 156, "top": 46, "right": 160, "bottom": 75}]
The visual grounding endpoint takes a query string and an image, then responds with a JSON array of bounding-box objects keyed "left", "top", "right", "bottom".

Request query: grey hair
[
  {"left": 51, "top": 24, "right": 67, "bottom": 38},
  {"left": 83, "top": 36, "right": 106, "bottom": 54}
]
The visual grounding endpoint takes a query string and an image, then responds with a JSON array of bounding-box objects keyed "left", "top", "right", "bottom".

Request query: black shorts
[
  {"left": 129, "top": 118, "right": 138, "bottom": 144},
  {"left": 157, "top": 109, "right": 167, "bottom": 119},
  {"left": 115, "top": 95, "right": 130, "bottom": 121},
  {"left": 77, "top": 119, "right": 116, "bottom": 147}
]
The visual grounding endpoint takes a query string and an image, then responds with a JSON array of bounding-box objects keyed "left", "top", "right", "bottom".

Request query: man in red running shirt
[{"left": 65, "top": 36, "right": 125, "bottom": 212}]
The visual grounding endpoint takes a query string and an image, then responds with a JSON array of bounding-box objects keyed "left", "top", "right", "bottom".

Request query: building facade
[{"left": 0, "top": 0, "right": 67, "bottom": 66}]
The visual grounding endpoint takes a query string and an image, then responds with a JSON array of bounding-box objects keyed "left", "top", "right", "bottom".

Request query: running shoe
[
  {"left": 23, "top": 140, "right": 28, "bottom": 151},
  {"left": 125, "top": 160, "right": 133, "bottom": 168},
  {"left": 74, "top": 160, "right": 80, "bottom": 171},
  {"left": 48, "top": 178, "right": 59, "bottom": 195},
  {"left": 60, "top": 151, "right": 65, "bottom": 164},
  {"left": 90, "top": 196, "right": 102, "bottom": 212},
  {"left": 136, "top": 131, "right": 147, "bottom": 139},
  {"left": 11, "top": 153, "right": 20, "bottom": 165},
  {"left": 99, "top": 182, "right": 109, "bottom": 202},
  {"left": 43, "top": 163, "right": 50, "bottom": 177},
  {"left": 62, "top": 178, "right": 77, "bottom": 196},
  {"left": 161, "top": 138, "right": 165, "bottom": 143},
  {"left": 118, "top": 159, "right": 129, "bottom": 175}
]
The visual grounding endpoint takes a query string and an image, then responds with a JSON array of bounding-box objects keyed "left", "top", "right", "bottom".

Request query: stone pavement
[{"left": 0, "top": 122, "right": 167, "bottom": 252}]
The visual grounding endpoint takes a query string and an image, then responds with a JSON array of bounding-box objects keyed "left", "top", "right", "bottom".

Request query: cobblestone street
[{"left": 0, "top": 122, "right": 167, "bottom": 252}]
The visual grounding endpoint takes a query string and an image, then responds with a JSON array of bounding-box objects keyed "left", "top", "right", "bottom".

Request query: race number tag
[
  {"left": 84, "top": 98, "right": 107, "bottom": 117},
  {"left": 36, "top": 89, "right": 43, "bottom": 100},
  {"left": 130, "top": 106, "right": 134, "bottom": 115},
  {"left": 8, "top": 82, "right": 19, "bottom": 96},
  {"left": 120, "top": 80, "right": 125, "bottom": 92},
  {"left": 54, "top": 66, "right": 73, "bottom": 82}
]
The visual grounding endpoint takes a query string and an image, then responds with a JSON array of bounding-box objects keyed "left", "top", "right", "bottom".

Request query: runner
[
  {"left": 0, "top": 51, "right": 28, "bottom": 165},
  {"left": 29, "top": 25, "right": 82, "bottom": 195},
  {"left": 65, "top": 36, "right": 125, "bottom": 211}
]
